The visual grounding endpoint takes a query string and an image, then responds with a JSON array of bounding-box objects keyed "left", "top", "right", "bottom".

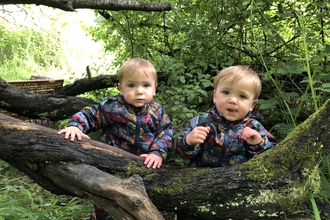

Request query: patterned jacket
[
  {"left": 176, "top": 107, "right": 278, "bottom": 167},
  {"left": 68, "top": 95, "right": 173, "bottom": 161}
]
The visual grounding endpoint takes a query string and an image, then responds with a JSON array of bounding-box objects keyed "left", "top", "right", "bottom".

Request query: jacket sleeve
[
  {"left": 176, "top": 116, "right": 204, "bottom": 159},
  {"left": 245, "top": 119, "right": 278, "bottom": 157},
  {"left": 67, "top": 101, "right": 106, "bottom": 134},
  {"left": 149, "top": 107, "right": 174, "bottom": 161}
]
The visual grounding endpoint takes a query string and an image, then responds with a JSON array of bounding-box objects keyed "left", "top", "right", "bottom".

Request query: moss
[
  {"left": 231, "top": 168, "right": 320, "bottom": 216},
  {"left": 242, "top": 102, "right": 327, "bottom": 214},
  {"left": 122, "top": 161, "right": 154, "bottom": 178},
  {"left": 110, "top": 161, "right": 151, "bottom": 179},
  {"left": 153, "top": 177, "right": 190, "bottom": 195},
  {"left": 244, "top": 163, "right": 320, "bottom": 214},
  {"left": 152, "top": 168, "right": 208, "bottom": 196},
  {"left": 112, "top": 161, "right": 208, "bottom": 196},
  {"left": 245, "top": 100, "right": 324, "bottom": 179}
]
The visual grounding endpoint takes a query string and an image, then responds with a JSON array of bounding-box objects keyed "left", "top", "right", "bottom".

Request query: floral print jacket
[
  {"left": 68, "top": 95, "right": 173, "bottom": 161},
  {"left": 176, "top": 107, "right": 278, "bottom": 167}
]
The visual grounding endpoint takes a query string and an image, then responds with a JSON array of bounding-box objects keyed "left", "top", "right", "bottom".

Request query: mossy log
[{"left": 1, "top": 99, "right": 330, "bottom": 219}]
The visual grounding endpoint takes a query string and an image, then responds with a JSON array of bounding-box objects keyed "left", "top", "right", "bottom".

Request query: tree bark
[
  {"left": 0, "top": 0, "right": 171, "bottom": 12},
  {"left": 0, "top": 74, "right": 158, "bottom": 121},
  {"left": 1, "top": 99, "right": 330, "bottom": 219},
  {"left": 0, "top": 78, "right": 97, "bottom": 121},
  {"left": 53, "top": 75, "right": 117, "bottom": 96}
]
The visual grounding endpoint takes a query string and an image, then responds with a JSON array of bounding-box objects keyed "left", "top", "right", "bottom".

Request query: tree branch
[
  {"left": 0, "top": 78, "right": 97, "bottom": 121},
  {"left": 0, "top": 0, "right": 172, "bottom": 12},
  {"left": 53, "top": 75, "right": 117, "bottom": 96}
]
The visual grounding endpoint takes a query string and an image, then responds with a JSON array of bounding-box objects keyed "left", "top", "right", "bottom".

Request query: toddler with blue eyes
[
  {"left": 58, "top": 58, "right": 173, "bottom": 220},
  {"left": 176, "top": 65, "right": 278, "bottom": 167}
]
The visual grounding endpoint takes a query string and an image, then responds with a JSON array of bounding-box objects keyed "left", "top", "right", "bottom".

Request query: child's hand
[
  {"left": 186, "top": 126, "right": 210, "bottom": 145},
  {"left": 241, "top": 127, "right": 262, "bottom": 145},
  {"left": 57, "top": 126, "right": 90, "bottom": 141},
  {"left": 139, "top": 154, "right": 163, "bottom": 169}
]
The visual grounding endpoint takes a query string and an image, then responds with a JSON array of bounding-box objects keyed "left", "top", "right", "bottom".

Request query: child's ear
[
  {"left": 118, "top": 83, "right": 122, "bottom": 94},
  {"left": 250, "top": 99, "right": 258, "bottom": 111}
]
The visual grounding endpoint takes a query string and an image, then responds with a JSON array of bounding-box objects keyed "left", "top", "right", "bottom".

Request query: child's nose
[
  {"left": 229, "top": 96, "right": 237, "bottom": 104},
  {"left": 136, "top": 86, "right": 143, "bottom": 93}
]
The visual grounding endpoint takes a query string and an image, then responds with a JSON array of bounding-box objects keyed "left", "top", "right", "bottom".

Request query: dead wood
[{"left": 1, "top": 98, "right": 330, "bottom": 219}]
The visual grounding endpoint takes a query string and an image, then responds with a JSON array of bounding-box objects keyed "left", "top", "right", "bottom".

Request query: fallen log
[
  {"left": 1, "top": 98, "right": 330, "bottom": 219},
  {"left": 0, "top": 78, "right": 96, "bottom": 121}
]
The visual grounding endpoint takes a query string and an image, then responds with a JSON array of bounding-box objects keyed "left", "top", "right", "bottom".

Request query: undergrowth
[{"left": 0, "top": 160, "right": 91, "bottom": 220}]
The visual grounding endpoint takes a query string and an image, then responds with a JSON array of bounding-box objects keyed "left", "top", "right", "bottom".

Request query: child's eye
[
  {"left": 144, "top": 84, "right": 151, "bottom": 87},
  {"left": 222, "top": 90, "right": 229, "bottom": 95},
  {"left": 239, "top": 94, "right": 247, "bottom": 99},
  {"left": 128, "top": 84, "right": 135, "bottom": 88}
]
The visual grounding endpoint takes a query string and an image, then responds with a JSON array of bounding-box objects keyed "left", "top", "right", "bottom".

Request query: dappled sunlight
[{"left": 0, "top": 5, "right": 114, "bottom": 81}]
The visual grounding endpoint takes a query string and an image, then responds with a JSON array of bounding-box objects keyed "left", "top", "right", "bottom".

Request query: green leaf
[
  {"left": 258, "top": 99, "right": 279, "bottom": 110},
  {"left": 179, "top": 76, "right": 186, "bottom": 83}
]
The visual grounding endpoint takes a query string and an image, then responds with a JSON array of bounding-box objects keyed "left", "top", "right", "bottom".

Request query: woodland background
[{"left": 1, "top": 0, "right": 330, "bottom": 219}]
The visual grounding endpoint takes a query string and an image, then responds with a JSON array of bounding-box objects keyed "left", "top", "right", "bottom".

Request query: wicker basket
[{"left": 8, "top": 79, "right": 64, "bottom": 94}]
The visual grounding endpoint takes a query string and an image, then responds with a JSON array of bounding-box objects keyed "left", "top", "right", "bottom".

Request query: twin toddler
[{"left": 58, "top": 58, "right": 278, "bottom": 220}]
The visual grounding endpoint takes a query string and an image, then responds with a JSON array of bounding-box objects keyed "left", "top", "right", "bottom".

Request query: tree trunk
[
  {"left": 0, "top": 0, "right": 171, "bottom": 12},
  {"left": 1, "top": 99, "right": 330, "bottom": 219}
]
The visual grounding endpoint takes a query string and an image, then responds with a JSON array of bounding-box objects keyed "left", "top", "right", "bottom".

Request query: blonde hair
[
  {"left": 118, "top": 58, "right": 157, "bottom": 83},
  {"left": 214, "top": 66, "right": 261, "bottom": 99}
]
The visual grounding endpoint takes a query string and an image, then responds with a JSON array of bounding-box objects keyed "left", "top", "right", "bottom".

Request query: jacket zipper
[{"left": 133, "top": 114, "right": 141, "bottom": 154}]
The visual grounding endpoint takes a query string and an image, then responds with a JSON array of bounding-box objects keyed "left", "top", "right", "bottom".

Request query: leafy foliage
[
  {"left": 88, "top": 0, "right": 330, "bottom": 141},
  {"left": 0, "top": 25, "right": 65, "bottom": 81},
  {"left": 0, "top": 5, "right": 104, "bottom": 83}
]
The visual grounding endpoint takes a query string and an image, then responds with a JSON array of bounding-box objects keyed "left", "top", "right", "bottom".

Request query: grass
[{"left": 0, "top": 160, "right": 92, "bottom": 220}]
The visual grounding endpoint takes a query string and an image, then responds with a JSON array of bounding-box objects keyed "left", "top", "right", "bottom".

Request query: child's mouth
[{"left": 227, "top": 109, "right": 237, "bottom": 113}]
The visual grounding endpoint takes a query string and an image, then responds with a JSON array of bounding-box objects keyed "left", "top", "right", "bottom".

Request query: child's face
[
  {"left": 213, "top": 76, "right": 257, "bottom": 121},
  {"left": 118, "top": 71, "right": 156, "bottom": 108}
]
